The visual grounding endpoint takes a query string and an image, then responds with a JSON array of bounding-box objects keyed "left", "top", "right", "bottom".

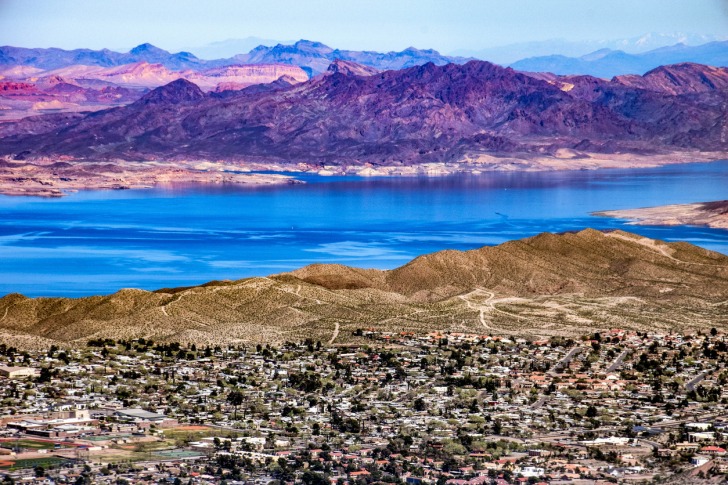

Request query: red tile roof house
[{"left": 701, "top": 446, "right": 727, "bottom": 455}]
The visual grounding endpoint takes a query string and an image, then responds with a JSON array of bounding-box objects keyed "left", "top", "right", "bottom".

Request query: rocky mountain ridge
[
  {"left": 1, "top": 60, "right": 725, "bottom": 164},
  {"left": 4, "top": 39, "right": 726, "bottom": 78},
  {"left": 0, "top": 40, "right": 468, "bottom": 75},
  {"left": 0, "top": 61, "right": 309, "bottom": 120}
]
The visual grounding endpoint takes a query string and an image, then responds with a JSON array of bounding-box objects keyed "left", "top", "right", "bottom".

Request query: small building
[
  {"left": 0, "top": 366, "right": 38, "bottom": 378},
  {"left": 692, "top": 455, "right": 711, "bottom": 467},
  {"left": 114, "top": 408, "right": 176, "bottom": 427}
]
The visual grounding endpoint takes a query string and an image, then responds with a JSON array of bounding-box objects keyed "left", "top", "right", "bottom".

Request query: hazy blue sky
[{"left": 1, "top": 0, "right": 726, "bottom": 53}]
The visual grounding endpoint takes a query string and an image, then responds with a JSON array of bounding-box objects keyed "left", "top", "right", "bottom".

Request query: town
[{"left": 1, "top": 328, "right": 728, "bottom": 484}]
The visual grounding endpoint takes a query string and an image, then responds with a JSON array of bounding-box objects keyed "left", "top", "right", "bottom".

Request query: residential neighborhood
[{"left": 2, "top": 328, "right": 728, "bottom": 484}]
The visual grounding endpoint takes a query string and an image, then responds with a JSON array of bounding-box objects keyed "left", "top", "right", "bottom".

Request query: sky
[{"left": 1, "top": 0, "right": 726, "bottom": 55}]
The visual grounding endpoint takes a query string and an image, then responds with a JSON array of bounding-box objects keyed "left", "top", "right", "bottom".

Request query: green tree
[
  {"left": 586, "top": 405, "right": 598, "bottom": 418},
  {"left": 301, "top": 471, "right": 329, "bottom": 485},
  {"left": 227, "top": 389, "right": 244, "bottom": 419}
]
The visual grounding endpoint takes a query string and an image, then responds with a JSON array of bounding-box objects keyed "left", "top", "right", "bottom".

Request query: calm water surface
[{"left": 1, "top": 160, "right": 727, "bottom": 297}]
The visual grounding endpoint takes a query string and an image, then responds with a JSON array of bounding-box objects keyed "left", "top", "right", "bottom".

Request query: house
[{"left": 519, "top": 466, "right": 544, "bottom": 477}]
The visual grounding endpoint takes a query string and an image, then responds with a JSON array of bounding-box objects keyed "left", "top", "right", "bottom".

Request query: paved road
[
  {"left": 549, "top": 347, "right": 583, "bottom": 375},
  {"left": 606, "top": 349, "right": 631, "bottom": 372},
  {"left": 530, "top": 396, "right": 548, "bottom": 409},
  {"left": 686, "top": 371, "right": 707, "bottom": 391},
  {"left": 640, "top": 438, "right": 664, "bottom": 450}
]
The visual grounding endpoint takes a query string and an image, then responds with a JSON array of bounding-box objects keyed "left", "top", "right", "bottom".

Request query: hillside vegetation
[{"left": 1, "top": 229, "right": 727, "bottom": 348}]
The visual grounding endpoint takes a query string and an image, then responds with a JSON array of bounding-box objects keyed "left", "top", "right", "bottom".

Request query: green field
[
  {"left": 163, "top": 428, "right": 241, "bottom": 442},
  {"left": 153, "top": 449, "right": 205, "bottom": 459},
  {"left": 0, "top": 439, "right": 70, "bottom": 451},
  {"left": 2, "top": 457, "right": 68, "bottom": 470}
]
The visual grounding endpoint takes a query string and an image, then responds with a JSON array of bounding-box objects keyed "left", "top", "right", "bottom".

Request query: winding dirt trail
[
  {"left": 458, "top": 288, "right": 495, "bottom": 329},
  {"left": 458, "top": 287, "right": 531, "bottom": 328},
  {"left": 328, "top": 322, "right": 340, "bottom": 345}
]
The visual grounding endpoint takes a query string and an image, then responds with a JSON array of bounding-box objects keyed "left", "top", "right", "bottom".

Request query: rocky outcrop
[{"left": 326, "top": 60, "right": 380, "bottom": 77}]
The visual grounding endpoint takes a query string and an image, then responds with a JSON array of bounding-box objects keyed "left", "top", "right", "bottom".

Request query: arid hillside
[{"left": 1, "top": 229, "right": 727, "bottom": 348}]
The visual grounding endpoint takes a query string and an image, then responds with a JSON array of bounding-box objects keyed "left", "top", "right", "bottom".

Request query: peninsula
[{"left": 595, "top": 200, "right": 728, "bottom": 230}]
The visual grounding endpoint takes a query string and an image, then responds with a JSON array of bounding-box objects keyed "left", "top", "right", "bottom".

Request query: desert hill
[{"left": 0, "top": 229, "right": 726, "bottom": 348}]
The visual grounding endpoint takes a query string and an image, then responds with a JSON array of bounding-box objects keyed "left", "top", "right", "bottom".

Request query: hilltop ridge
[{"left": 1, "top": 229, "right": 726, "bottom": 348}]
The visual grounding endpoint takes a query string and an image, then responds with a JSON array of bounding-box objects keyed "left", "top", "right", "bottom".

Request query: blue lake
[{"left": 1, "top": 160, "right": 727, "bottom": 297}]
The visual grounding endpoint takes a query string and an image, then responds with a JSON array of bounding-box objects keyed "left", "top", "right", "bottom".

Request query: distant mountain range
[
  {"left": 2, "top": 38, "right": 726, "bottom": 80},
  {"left": 0, "top": 61, "right": 308, "bottom": 120},
  {"left": 453, "top": 32, "right": 727, "bottom": 65},
  {"left": 0, "top": 43, "right": 210, "bottom": 71},
  {"left": 510, "top": 41, "right": 728, "bottom": 77},
  {"left": 2, "top": 229, "right": 727, "bottom": 345},
  {"left": 185, "top": 36, "right": 294, "bottom": 60},
  {"left": 1, "top": 60, "right": 725, "bottom": 163},
  {"left": 0, "top": 40, "right": 467, "bottom": 76},
  {"left": 0, "top": 40, "right": 465, "bottom": 120},
  {"left": 1, "top": 62, "right": 308, "bottom": 90},
  {"left": 227, "top": 40, "right": 469, "bottom": 76}
]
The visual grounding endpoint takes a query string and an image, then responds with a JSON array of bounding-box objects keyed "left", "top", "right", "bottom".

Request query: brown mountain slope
[
  {"left": 292, "top": 229, "right": 728, "bottom": 299},
  {"left": 1, "top": 229, "right": 727, "bottom": 348}
]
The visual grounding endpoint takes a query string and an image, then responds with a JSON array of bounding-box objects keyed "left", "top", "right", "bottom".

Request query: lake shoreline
[
  {"left": 1, "top": 159, "right": 727, "bottom": 297},
  {"left": 0, "top": 159, "right": 299, "bottom": 198},
  {"left": 594, "top": 200, "right": 728, "bottom": 230},
  {"left": 1, "top": 149, "right": 725, "bottom": 197}
]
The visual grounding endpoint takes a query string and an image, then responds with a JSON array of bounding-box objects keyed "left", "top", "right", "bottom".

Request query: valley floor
[{"left": 2, "top": 329, "right": 728, "bottom": 483}]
